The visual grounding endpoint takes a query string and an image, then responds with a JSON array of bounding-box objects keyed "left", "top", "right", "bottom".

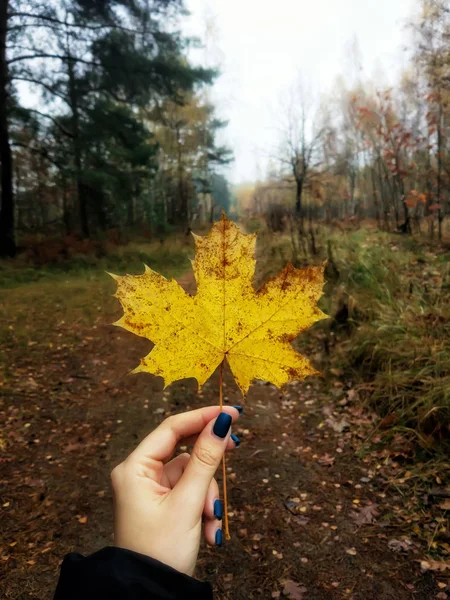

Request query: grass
[
  {"left": 0, "top": 238, "right": 193, "bottom": 289},
  {"left": 3, "top": 223, "right": 450, "bottom": 456},
  {"left": 259, "top": 222, "right": 450, "bottom": 456},
  {"left": 333, "top": 231, "right": 450, "bottom": 450},
  {"left": 0, "top": 236, "right": 194, "bottom": 387}
]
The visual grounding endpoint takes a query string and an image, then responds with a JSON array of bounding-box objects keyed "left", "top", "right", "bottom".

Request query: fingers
[
  {"left": 203, "top": 478, "right": 222, "bottom": 547},
  {"left": 204, "top": 518, "right": 222, "bottom": 547},
  {"left": 204, "top": 477, "right": 220, "bottom": 520},
  {"left": 161, "top": 453, "right": 190, "bottom": 489},
  {"left": 171, "top": 412, "right": 232, "bottom": 518},
  {"left": 129, "top": 406, "right": 240, "bottom": 479},
  {"left": 179, "top": 433, "right": 237, "bottom": 451}
]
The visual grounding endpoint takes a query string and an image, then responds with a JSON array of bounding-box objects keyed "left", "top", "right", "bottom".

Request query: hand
[{"left": 111, "top": 406, "right": 241, "bottom": 576}]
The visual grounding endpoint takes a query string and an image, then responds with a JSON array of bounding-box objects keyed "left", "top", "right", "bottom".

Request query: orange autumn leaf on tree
[{"left": 110, "top": 214, "right": 327, "bottom": 396}]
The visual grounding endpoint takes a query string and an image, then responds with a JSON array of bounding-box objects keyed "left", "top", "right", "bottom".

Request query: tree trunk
[
  {"left": 61, "top": 177, "right": 72, "bottom": 235},
  {"left": 370, "top": 166, "right": 381, "bottom": 229},
  {"left": 437, "top": 100, "right": 443, "bottom": 241},
  {"left": 295, "top": 176, "right": 303, "bottom": 217},
  {"left": 67, "top": 55, "right": 89, "bottom": 238},
  {"left": 0, "top": 0, "right": 15, "bottom": 257}
]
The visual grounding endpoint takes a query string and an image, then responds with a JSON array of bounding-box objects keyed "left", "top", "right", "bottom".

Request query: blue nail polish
[
  {"left": 215, "top": 528, "right": 223, "bottom": 547},
  {"left": 231, "top": 433, "right": 241, "bottom": 448},
  {"left": 233, "top": 405, "right": 243, "bottom": 414},
  {"left": 213, "top": 412, "right": 232, "bottom": 438},
  {"left": 213, "top": 499, "right": 223, "bottom": 520}
]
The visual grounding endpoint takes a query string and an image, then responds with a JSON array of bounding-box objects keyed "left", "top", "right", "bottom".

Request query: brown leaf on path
[
  {"left": 292, "top": 515, "right": 310, "bottom": 526},
  {"left": 430, "top": 486, "right": 450, "bottom": 498},
  {"left": 281, "top": 579, "right": 307, "bottom": 599},
  {"left": 351, "top": 503, "right": 379, "bottom": 526},
  {"left": 62, "top": 441, "right": 83, "bottom": 454},
  {"left": 329, "top": 368, "right": 344, "bottom": 376},
  {"left": 325, "top": 416, "right": 349, "bottom": 433},
  {"left": 439, "top": 499, "right": 450, "bottom": 510},
  {"left": 318, "top": 453, "right": 335, "bottom": 466},
  {"left": 419, "top": 558, "right": 450, "bottom": 572},
  {"left": 78, "top": 515, "right": 88, "bottom": 524},
  {"left": 387, "top": 538, "right": 413, "bottom": 552}
]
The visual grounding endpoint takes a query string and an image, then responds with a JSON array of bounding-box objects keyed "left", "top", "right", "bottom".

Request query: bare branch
[
  {"left": 11, "top": 142, "right": 64, "bottom": 169},
  {"left": 25, "top": 108, "right": 73, "bottom": 137},
  {"left": 12, "top": 76, "right": 70, "bottom": 105},
  {"left": 9, "top": 12, "right": 144, "bottom": 34},
  {"left": 8, "top": 53, "right": 101, "bottom": 67}
]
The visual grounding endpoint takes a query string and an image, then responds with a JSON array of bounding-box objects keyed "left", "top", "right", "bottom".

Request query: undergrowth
[
  {"left": 261, "top": 223, "right": 450, "bottom": 457},
  {"left": 0, "top": 236, "right": 193, "bottom": 385},
  {"left": 0, "top": 237, "right": 193, "bottom": 288}
]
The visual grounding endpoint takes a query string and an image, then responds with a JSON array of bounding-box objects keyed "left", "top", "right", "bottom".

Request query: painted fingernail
[
  {"left": 213, "top": 412, "right": 232, "bottom": 438},
  {"left": 233, "top": 405, "right": 243, "bottom": 414},
  {"left": 231, "top": 433, "right": 241, "bottom": 448},
  {"left": 213, "top": 499, "right": 223, "bottom": 520},
  {"left": 215, "top": 528, "right": 223, "bottom": 547}
]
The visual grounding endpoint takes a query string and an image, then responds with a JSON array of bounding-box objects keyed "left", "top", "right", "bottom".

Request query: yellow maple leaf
[{"left": 110, "top": 214, "right": 327, "bottom": 396}]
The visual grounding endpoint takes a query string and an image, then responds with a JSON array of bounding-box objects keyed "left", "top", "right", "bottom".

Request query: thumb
[{"left": 171, "top": 412, "right": 232, "bottom": 517}]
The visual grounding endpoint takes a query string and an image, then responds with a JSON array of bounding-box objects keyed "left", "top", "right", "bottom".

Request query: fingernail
[
  {"left": 231, "top": 433, "right": 240, "bottom": 448},
  {"left": 213, "top": 499, "right": 223, "bottom": 520},
  {"left": 213, "top": 412, "right": 232, "bottom": 438},
  {"left": 215, "top": 528, "right": 223, "bottom": 547},
  {"left": 233, "top": 405, "right": 243, "bottom": 414}
]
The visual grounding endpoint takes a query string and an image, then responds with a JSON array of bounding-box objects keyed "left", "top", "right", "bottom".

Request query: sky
[{"left": 183, "top": 0, "right": 419, "bottom": 184}]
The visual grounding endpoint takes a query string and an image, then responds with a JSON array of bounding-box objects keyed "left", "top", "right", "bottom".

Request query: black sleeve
[{"left": 53, "top": 546, "right": 213, "bottom": 600}]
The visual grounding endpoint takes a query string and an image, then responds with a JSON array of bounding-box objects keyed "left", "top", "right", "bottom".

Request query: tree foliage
[{"left": 0, "top": 0, "right": 232, "bottom": 255}]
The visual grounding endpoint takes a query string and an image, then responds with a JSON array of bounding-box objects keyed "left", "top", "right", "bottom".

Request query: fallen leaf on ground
[
  {"left": 439, "top": 499, "right": 450, "bottom": 510},
  {"left": 318, "top": 453, "right": 335, "bottom": 466},
  {"left": 292, "top": 516, "right": 310, "bottom": 526},
  {"left": 281, "top": 579, "right": 307, "bottom": 599},
  {"left": 419, "top": 558, "right": 450, "bottom": 572},
  {"left": 388, "top": 538, "right": 413, "bottom": 552},
  {"left": 325, "top": 417, "right": 349, "bottom": 433},
  {"left": 346, "top": 547, "right": 357, "bottom": 556},
  {"left": 351, "top": 503, "right": 379, "bottom": 525}
]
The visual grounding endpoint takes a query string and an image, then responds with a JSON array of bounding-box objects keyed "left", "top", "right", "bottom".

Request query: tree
[
  {"left": 148, "top": 93, "right": 232, "bottom": 227},
  {"left": 1, "top": 0, "right": 215, "bottom": 254},
  {"left": 275, "top": 81, "right": 324, "bottom": 222},
  {"left": 0, "top": 0, "right": 15, "bottom": 256}
]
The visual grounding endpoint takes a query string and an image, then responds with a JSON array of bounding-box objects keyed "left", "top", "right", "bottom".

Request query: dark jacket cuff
[{"left": 53, "top": 546, "right": 213, "bottom": 599}]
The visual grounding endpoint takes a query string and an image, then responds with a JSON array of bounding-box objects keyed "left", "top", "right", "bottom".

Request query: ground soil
[{"left": 0, "top": 271, "right": 439, "bottom": 599}]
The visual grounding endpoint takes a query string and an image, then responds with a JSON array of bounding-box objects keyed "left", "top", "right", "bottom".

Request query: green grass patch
[
  {"left": 264, "top": 225, "right": 450, "bottom": 455},
  {"left": 0, "top": 238, "right": 193, "bottom": 289},
  {"left": 0, "top": 236, "right": 194, "bottom": 385}
]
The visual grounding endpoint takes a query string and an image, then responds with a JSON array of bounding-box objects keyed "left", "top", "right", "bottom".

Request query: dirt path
[{"left": 1, "top": 271, "right": 438, "bottom": 599}]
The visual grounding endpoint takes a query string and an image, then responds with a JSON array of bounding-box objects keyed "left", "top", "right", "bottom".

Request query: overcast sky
[{"left": 183, "top": 0, "right": 419, "bottom": 184}]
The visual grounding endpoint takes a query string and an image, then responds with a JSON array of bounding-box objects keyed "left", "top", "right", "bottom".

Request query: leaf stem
[{"left": 219, "top": 360, "right": 231, "bottom": 540}]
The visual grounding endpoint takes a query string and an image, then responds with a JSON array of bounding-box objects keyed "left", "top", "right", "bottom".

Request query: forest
[
  {"left": 1, "top": 0, "right": 450, "bottom": 599},
  {"left": 0, "top": 0, "right": 233, "bottom": 258}
]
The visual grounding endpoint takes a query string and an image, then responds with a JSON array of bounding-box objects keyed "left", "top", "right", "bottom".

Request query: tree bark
[
  {"left": 0, "top": 0, "right": 16, "bottom": 257},
  {"left": 437, "top": 100, "right": 443, "bottom": 241},
  {"left": 67, "top": 54, "right": 89, "bottom": 237},
  {"left": 295, "top": 176, "right": 303, "bottom": 217}
]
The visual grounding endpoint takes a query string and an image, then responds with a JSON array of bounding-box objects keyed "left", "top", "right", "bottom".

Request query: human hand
[{"left": 111, "top": 406, "right": 241, "bottom": 576}]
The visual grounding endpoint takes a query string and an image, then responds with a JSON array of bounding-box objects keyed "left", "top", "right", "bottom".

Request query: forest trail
[{"left": 1, "top": 269, "right": 437, "bottom": 600}]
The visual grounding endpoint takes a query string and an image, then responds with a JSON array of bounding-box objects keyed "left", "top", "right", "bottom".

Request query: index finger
[{"left": 130, "top": 405, "right": 240, "bottom": 466}]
